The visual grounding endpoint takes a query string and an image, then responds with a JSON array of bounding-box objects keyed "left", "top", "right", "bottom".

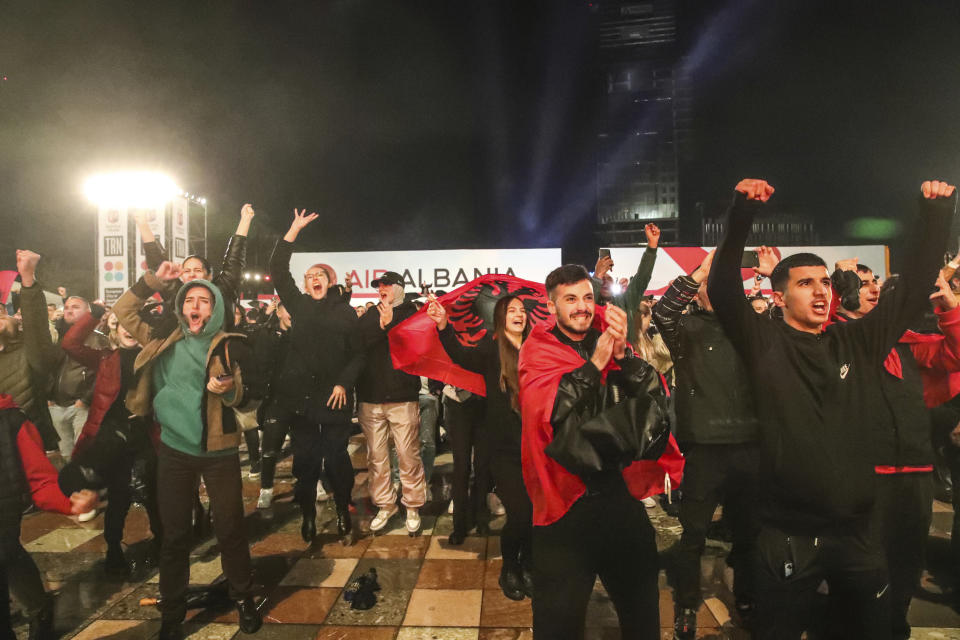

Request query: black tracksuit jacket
[{"left": 708, "top": 190, "right": 956, "bottom": 536}]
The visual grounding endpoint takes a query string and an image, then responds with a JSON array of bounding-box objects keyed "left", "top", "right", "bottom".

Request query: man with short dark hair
[
  {"left": 519, "top": 263, "right": 663, "bottom": 639},
  {"left": 708, "top": 178, "right": 957, "bottom": 639}
]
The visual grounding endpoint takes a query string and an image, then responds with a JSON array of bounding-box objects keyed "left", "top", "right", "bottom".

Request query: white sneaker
[
  {"left": 642, "top": 496, "right": 657, "bottom": 509},
  {"left": 370, "top": 505, "right": 399, "bottom": 532},
  {"left": 316, "top": 481, "right": 329, "bottom": 503},
  {"left": 77, "top": 508, "right": 97, "bottom": 522},
  {"left": 257, "top": 488, "right": 274, "bottom": 509},
  {"left": 487, "top": 492, "right": 506, "bottom": 516},
  {"left": 406, "top": 507, "right": 421, "bottom": 534}
]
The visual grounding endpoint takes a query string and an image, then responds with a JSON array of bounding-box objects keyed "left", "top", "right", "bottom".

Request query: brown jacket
[{"left": 113, "top": 272, "right": 248, "bottom": 453}]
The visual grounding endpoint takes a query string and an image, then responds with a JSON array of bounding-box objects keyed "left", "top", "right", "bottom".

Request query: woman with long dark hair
[{"left": 427, "top": 294, "right": 534, "bottom": 601}]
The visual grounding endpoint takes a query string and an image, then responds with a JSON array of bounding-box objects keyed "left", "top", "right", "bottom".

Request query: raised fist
[
  {"left": 16, "top": 251, "right": 41, "bottom": 283},
  {"left": 241, "top": 203, "right": 255, "bottom": 219},
  {"left": 735, "top": 179, "right": 775, "bottom": 202},
  {"left": 921, "top": 181, "right": 956, "bottom": 200},
  {"left": 156, "top": 261, "right": 183, "bottom": 281}
]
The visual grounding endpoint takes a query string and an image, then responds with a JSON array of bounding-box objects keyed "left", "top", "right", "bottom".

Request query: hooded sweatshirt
[{"left": 152, "top": 280, "right": 233, "bottom": 456}]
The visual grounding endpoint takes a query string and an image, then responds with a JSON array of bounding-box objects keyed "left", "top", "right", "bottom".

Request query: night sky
[{"left": 2, "top": 1, "right": 959, "bottom": 297}]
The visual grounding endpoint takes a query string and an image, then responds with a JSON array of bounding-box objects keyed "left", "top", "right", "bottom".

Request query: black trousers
[
  {"left": 262, "top": 402, "right": 353, "bottom": 510},
  {"left": 156, "top": 443, "right": 252, "bottom": 623},
  {"left": 532, "top": 488, "right": 660, "bottom": 640},
  {"left": 671, "top": 442, "right": 759, "bottom": 609},
  {"left": 444, "top": 395, "right": 490, "bottom": 535},
  {"left": 0, "top": 522, "right": 48, "bottom": 634},
  {"left": 491, "top": 453, "right": 532, "bottom": 573},
  {"left": 754, "top": 521, "right": 890, "bottom": 640},
  {"left": 870, "top": 472, "right": 933, "bottom": 640}
]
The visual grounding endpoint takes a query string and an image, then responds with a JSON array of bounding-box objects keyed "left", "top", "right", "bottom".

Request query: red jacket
[
  {"left": 62, "top": 313, "right": 160, "bottom": 459},
  {"left": 518, "top": 307, "right": 684, "bottom": 526},
  {"left": 0, "top": 394, "right": 72, "bottom": 514}
]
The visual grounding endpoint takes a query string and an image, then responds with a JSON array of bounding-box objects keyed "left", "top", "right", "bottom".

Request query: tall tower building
[{"left": 594, "top": 0, "right": 692, "bottom": 246}]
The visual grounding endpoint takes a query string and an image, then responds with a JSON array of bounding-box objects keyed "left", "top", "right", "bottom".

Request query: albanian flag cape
[
  {"left": 389, "top": 274, "right": 551, "bottom": 396},
  {"left": 518, "top": 305, "right": 684, "bottom": 526}
]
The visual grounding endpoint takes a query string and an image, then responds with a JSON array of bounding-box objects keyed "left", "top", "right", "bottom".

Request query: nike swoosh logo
[{"left": 876, "top": 584, "right": 889, "bottom": 599}]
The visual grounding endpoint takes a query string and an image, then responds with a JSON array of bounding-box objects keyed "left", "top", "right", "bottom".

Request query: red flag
[
  {"left": 0, "top": 271, "right": 17, "bottom": 305},
  {"left": 389, "top": 274, "right": 550, "bottom": 396}
]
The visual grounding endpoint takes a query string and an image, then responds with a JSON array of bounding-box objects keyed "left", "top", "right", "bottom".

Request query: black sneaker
[
  {"left": 248, "top": 460, "right": 261, "bottom": 479},
  {"left": 673, "top": 606, "right": 697, "bottom": 640},
  {"left": 236, "top": 597, "right": 262, "bottom": 634}
]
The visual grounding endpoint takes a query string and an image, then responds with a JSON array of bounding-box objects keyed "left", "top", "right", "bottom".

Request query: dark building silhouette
[{"left": 594, "top": 0, "right": 693, "bottom": 247}]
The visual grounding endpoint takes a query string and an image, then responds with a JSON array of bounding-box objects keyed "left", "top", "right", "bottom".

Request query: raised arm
[
  {"left": 16, "top": 250, "right": 64, "bottom": 375},
  {"left": 114, "top": 261, "right": 182, "bottom": 346},
  {"left": 269, "top": 209, "right": 318, "bottom": 315},
  {"left": 621, "top": 224, "right": 660, "bottom": 310},
  {"left": 213, "top": 204, "right": 254, "bottom": 304},
  {"left": 846, "top": 181, "right": 957, "bottom": 360},
  {"left": 706, "top": 181, "right": 773, "bottom": 360},
  {"left": 134, "top": 209, "right": 167, "bottom": 271},
  {"left": 653, "top": 250, "right": 712, "bottom": 356}
]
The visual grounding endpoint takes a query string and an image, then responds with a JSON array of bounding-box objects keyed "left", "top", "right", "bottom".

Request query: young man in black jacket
[
  {"left": 707, "top": 178, "right": 957, "bottom": 639},
  {"left": 355, "top": 271, "right": 427, "bottom": 534},
  {"left": 266, "top": 209, "right": 365, "bottom": 542},
  {"left": 652, "top": 248, "right": 762, "bottom": 638}
]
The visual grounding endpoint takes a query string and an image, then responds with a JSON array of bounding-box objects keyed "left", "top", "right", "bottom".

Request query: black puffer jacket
[
  {"left": 269, "top": 240, "right": 365, "bottom": 421},
  {"left": 356, "top": 301, "right": 420, "bottom": 404},
  {"left": 652, "top": 274, "right": 759, "bottom": 448}
]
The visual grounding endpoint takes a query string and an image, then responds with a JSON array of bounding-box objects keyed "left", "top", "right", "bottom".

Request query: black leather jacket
[{"left": 546, "top": 326, "right": 667, "bottom": 484}]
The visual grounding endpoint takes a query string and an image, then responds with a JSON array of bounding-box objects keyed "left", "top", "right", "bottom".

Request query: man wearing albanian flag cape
[{"left": 390, "top": 268, "right": 683, "bottom": 639}]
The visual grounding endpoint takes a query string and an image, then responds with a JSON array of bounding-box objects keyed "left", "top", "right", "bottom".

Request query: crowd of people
[{"left": 1, "top": 178, "right": 959, "bottom": 639}]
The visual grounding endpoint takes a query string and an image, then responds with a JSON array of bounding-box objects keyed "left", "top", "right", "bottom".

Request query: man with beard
[
  {"left": 113, "top": 262, "right": 262, "bottom": 640},
  {"left": 707, "top": 178, "right": 957, "bottom": 639},
  {"left": 518, "top": 264, "right": 663, "bottom": 639}
]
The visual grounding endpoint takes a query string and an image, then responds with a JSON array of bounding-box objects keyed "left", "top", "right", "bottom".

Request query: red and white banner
[
  {"left": 603, "top": 245, "right": 888, "bottom": 296},
  {"left": 288, "top": 248, "right": 562, "bottom": 301}
]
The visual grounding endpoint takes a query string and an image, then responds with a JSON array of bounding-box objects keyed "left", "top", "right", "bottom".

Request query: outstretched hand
[
  {"left": 754, "top": 246, "right": 779, "bottom": 278},
  {"left": 735, "top": 179, "right": 775, "bottom": 202},
  {"left": 284, "top": 208, "right": 319, "bottom": 242},
  {"left": 69, "top": 490, "right": 99, "bottom": 515},
  {"left": 931, "top": 274, "right": 958, "bottom": 311}
]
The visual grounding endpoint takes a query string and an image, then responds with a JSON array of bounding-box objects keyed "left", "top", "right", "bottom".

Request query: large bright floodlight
[{"left": 84, "top": 171, "right": 181, "bottom": 209}]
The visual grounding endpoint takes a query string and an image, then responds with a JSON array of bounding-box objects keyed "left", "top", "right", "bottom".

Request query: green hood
[
  {"left": 175, "top": 279, "right": 225, "bottom": 338},
  {"left": 153, "top": 279, "right": 232, "bottom": 456}
]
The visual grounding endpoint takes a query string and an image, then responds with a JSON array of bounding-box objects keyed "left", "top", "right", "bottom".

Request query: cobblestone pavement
[{"left": 12, "top": 435, "right": 960, "bottom": 639}]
